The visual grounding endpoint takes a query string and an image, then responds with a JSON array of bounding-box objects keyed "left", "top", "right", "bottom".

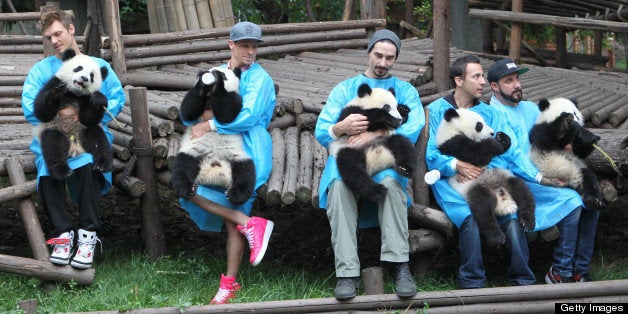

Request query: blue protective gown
[
  {"left": 179, "top": 62, "right": 276, "bottom": 232},
  {"left": 22, "top": 55, "right": 125, "bottom": 196},
  {"left": 315, "top": 74, "right": 424, "bottom": 228},
  {"left": 490, "top": 96, "right": 583, "bottom": 229}
]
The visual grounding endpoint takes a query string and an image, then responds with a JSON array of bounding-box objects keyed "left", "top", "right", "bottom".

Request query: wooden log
[
  {"left": 281, "top": 126, "right": 299, "bottom": 205},
  {"left": 129, "top": 87, "right": 166, "bottom": 259},
  {"left": 311, "top": 139, "right": 327, "bottom": 209},
  {"left": 508, "top": 0, "right": 523, "bottom": 64},
  {"left": 268, "top": 114, "right": 296, "bottom": 130},
  {"left": 17, "top": 299, "right": 37, "bottom": 314},
  {"left": 0, "top": 179, "right": 36, "bottom": 203},
  {"left": 153, "top": 137, "right": 169, "bottom": 158},
  {"left": 166, "top": 133, "right": 181, "bottom": 169},
  {"left": 113, "top": 19, "right": 385, "bottom": 47},
  {"left": 146, "top": 92, "right": 180, "bottom": 120},
  {"left": 113, "top": 173, "right": 147, "bottom": 198},
  {"left": 296, "top": 131, "right": 314, "bottom": 203},
  {"left": 409, "top": 228, "right": 446, "bottom": 253},
  {"left": 296, "top": 112, "right": 319, "bottom": 130},
  {"left": 609, "top": 105, "right": 627, "bottom": 128},
  {"left": 0, "top": 254, "right": 94, "bottom": 286},
  {"left": 586, "top": 128, "right": 628, "bottom": 177},
  {"left": 265, "top": 128, "right": 285, "bottom": 206},
  {"left": 591, "top": 98, "right": 625, "bottom": 126},
  {"left": 433, "top": 0, "right": 450, "bottom": 92},
  {"left": 408, "top": 204, "right": 455, "bottom": 238},
  {"left": 209, "top": 0, "right": 234, "bottom": 27},
  {"left": 468, "top": 9, "right": 628, "bottom": 33},
  {"left": 103, "top": 0, "right": 127, "bottom": 77},
  {"left": 110, "top": 128, "right": 133, "bottom": 148},
  {"left": 5, "top": 156, "right": 49, "bottom": 261},
  {"left": 361, "top": 267, "right": 384, "bottom": 295},
  {"left": 195, "top": 0, "right": 213, "bottom": 29},
  {"left": 413, "top": 109, "right": 430, "bottom": 206}
]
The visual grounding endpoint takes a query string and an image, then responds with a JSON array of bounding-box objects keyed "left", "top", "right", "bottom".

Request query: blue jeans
[
  {"left": 574, "top": 207, "right": 599, "bottom": 276},
  {"left": 552, "top": 206, "right": 582, "bottom": 277},
  {"left": 458, "top": 215, "right": 535, "bottom": 288}
]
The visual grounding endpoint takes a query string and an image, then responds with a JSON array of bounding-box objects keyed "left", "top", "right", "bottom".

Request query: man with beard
[
  {"left": 315, "top": 29, "right": 423, "bottom": 300},
  {"left": 488, "top": 58, "right": 597, "bottom": 284}
]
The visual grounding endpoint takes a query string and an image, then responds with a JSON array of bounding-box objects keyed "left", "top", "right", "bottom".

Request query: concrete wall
[{"left": 450, "top": 1, "right": 483, "bottom": 52}]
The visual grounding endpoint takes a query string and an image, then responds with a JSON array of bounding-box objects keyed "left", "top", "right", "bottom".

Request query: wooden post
[
  {"left": 146, "top": 0, "right": 160, "bottom": 33},
  {"left": 594, "top": 31, "right": 603, "bottom": 56},
  {"left": 182, "top": 0, "right": 201, "bottom": 30},
  {"left": 5, "top": 157, "right": 49, "bottom": 261},
  {"left": 555, "top": 26, "right": 567, "bottom": 68},
  {"left": 85, "top": 0, "right": 102, "bottom": 57},
  {"left": 195, "top": 0, "right": 213, "bottom": 29},
  {"left": 482, "top": 20, "right": 494, "bottom": 53},
  {"left": 40, "top": 2, "right": 60, "bottom": 57},
  {"left": 433, "top": 0, "right": 450, "bottom": 92},
  {"left": 508, "top": 0, "right": 523, "bottom": 63},
  {"left": 362, "top": 267, "right": 385, "bottom": 295},
  {"left": 103, "top": 0, "right": 127, "bottom": 79},
  {"left": 129, "top": 87, "right": 166, "bottom": 259}
]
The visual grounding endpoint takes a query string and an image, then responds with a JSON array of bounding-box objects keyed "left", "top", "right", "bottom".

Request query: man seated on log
[
  {"left": 176, "top": 21, "right": 276, "bottom": 305},
  {"left": 315, "top": 29, "right": 424, "bottom": 300},
  {"left": 488, "top": 58, "right": 596, "bottom": 284},
  {"left": 425, "top": 55, "right": 538, "bottom": 289},
  {"left": 21, "top": 10, "right": 125, "bottom": 269}
]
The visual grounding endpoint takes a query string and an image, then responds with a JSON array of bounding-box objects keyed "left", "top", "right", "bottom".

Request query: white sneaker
[
  {"left": 70, "top": 229, "right": 101, "bottom": 269},
  {"left": 47, "top": 230, "right": 74, "bottom": 265}
]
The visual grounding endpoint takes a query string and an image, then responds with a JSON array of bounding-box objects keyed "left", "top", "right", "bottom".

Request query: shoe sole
[
  {"left": 70, "top": 260, "right": 92, "bottom": 269},
  {"left": 50, "top": 257, "right": 71, "bottom": 265},
  {"left": 251, "top": 220, "right": 274, "bottom": 266}
]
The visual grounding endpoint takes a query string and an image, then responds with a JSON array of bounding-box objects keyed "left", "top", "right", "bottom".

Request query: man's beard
[{"left": 500, "top": 88, "right": 523, "bottom": 103}]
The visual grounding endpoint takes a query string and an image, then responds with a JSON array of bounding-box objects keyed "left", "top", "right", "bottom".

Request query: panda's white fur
[
  {"left": 33, "top": 48, "right": 112, "bottom": 179},
  {"left": 435, "top": 108, "right": 535, "bottom": 245},
  {"left": 535, "top": 97, "right": 584, "bottom": 126},
  {"left": 330, "top": 83, "right": 418, "bottom": 202},
  {"left": 436, "top": 109, "right": 517, "bottom": 216},
  {"left": 171, "top": 66, "right": 256, "bottom": 205}
]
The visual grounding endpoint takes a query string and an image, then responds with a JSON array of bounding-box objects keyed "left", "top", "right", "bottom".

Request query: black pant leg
[
  {"left": 75, "top": 164, "right": 105, "bottom": 232},
  {"left": 38, "top": 175, "right": 72, "bottom": 237}
]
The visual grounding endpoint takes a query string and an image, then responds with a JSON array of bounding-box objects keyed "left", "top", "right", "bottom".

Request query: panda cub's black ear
[
  {"left": 100, "top": 66, "right": 108, "bottom": 80},
  {"left": 387, "top": 87, "right": 396, "bottom": 97},
  {"left": 357, "top": 83, "right": 372, "bottom": 98},
  {"left": 538, "top": 98, "right": 550, "bottom": 111},
  {"left": 61, "top": 48, "right": 77, "bottom": 61},
  {"left": 570, "top": 98, "right": 578, "bottom": 107},
  {"left": 443, "top": 108, "right": 459, "bottom": 122}
]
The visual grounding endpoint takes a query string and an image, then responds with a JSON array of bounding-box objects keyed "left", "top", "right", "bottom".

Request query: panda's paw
[
  {"left": 396, "top": 164, "right": 414, "bottom": 177},
  {"left": 495, "top": 132, "right": 511, "bottom": 150},
  {"left": 225, "top": 187, "right": 250, "bottom": 205},
  {"left": 520, "top": 215, "right": 536, "bottom": 231},
  {"left": 485, "top": 230, "right": 506, "bottom": 247},
  {"left": 583, "top": 194, "right": 606, "bottom": 211},
  {"left": 94, "top": 159, "right": 113, "bottom": 173},
  {"left": 180, "top": 184, "right": 198, "bottom": 201},
  {"left": 49, "top": 167, "right": 73, "bottom": 181}
]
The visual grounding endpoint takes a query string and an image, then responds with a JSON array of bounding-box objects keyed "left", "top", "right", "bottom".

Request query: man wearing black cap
[
  {"left": 488, "top": 58, "right": 598, "bottom": 284},
  {"left": 178, "top": 21, "right": 276, "bottom": 304},
  {"left": 315, "top": 29, "right": 423, "bottom": 300}
]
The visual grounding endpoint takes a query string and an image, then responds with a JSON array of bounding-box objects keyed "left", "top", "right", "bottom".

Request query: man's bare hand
[{"left": 456, "top": 160, "right": 483, "bottom": 182}]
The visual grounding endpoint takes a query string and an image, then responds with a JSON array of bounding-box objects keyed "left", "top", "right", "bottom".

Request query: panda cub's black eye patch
[
  {"left": 73, "top": 66, "right": 84, "bottom": 73},
  {"left": 90, "top": 73, "right": 94, "bottom": 82},
  {"left": 475, "top": 122, "right": 483, "bottom": 132},
  {"left": 382, "top": 104, "right": 391, "bottom": 111}
]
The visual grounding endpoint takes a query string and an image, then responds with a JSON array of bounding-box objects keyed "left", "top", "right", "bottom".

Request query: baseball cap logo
[
  {"left": 506, "top": 62, "right": 518, "bottom": 69},
  {"left": 244, "top": 24, "right": 254, "bottom": 35}
]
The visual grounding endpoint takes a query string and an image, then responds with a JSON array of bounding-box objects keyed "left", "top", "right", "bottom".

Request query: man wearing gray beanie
[{"left": 315, "top": 29, "right": 423, "bottom": 300}]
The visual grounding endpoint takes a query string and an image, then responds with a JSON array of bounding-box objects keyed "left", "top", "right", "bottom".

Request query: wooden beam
[
  {"left": 493, "top": 20, "right": 548, "bottom": 66},
  {"left": 468, "top": 9, "right": 628, "bottom": 33},
  {"left": 433, "top": 0, "right": 451, "bottom": 92}
]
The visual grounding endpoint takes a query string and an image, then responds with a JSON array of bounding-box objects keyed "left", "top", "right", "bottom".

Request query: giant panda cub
[
  {"left": 170, "top": 67, "right": 256, "bottom": 205},
  {"left": 330, "top": 83, "right": 418, "bottom": 202},
  {"left": 34, "top": 48, "right": 111, "bottom": 180},
  {"left": 436, "top": 108, "right": 535, "bottom": 246},
  {"left": 529, "top": 97, "right": 605, "bottom": 210}
]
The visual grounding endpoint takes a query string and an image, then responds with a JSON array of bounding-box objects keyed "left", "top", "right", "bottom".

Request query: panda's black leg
[
  {"left": 385, "top": 134, "right": 419, "bottom": 177},
  {"left": 579, "top": 168, "right": 606, "bottom": 211},
  {"left": 78, "top": 93, "right": 107, "bottom": 126},
  {"left": 170, "top": 153, "right": 201, "bottom": 200},
  {"left": 467, "top": 184, "right": 505, "bottom": 246},
  {"left": 41, "top": 129, "right": 72, "bottom": 180},
  {"left": 226, "top": 159, "right": 256, "bottom": 205},
  {"left": 80, "top": 126, "right": 113, "bottom": 172},
  {"left": 506, "top": 177, "right": 536, "bottom": 231},
  {"left": 337, "top": 147, "right": 387, "bottom": 202}
]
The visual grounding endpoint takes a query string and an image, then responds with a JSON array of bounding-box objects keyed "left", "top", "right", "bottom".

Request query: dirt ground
[{"left": 1, "top": 184, "right": 626, "bottom": 276}]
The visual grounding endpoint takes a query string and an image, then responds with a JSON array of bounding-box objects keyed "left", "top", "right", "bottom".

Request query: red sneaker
[
  {"left": 210, "top": 274, "right": 242, "bottom": 305},
  {"left": 237, "top": 217, "right": 274, "bottom": 266},
  {"left": 544, "top": 266, "right": 573, "bottom": 284}
]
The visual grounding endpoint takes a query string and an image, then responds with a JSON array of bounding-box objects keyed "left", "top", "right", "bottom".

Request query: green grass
[{"left": 0, "top": 247, "right": 625, "bottom": 312}]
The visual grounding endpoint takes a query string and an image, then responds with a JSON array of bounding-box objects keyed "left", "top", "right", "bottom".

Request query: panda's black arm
[
  {"left": 78, "top": 92, "right": 107, "bottom": 126},
  {"left": 572, "top": 124, "right": 600, "bottom": 159},
  {"left": 180, "top": 80, "right": 209, "bottom": 121},
  {"left": 33, "top": 77, "right": 67, "bottom": 122},
  {"left": 439, "top": 135, "right": 506, "bottom": 167},
  {"left": 211, "top": 94, "right": 243, "bottom": 124}
]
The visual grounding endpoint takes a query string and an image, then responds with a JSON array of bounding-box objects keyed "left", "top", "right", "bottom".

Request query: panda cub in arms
[
  {"left": 529, "top": 97, "right": 605, "bottom": 210},
  {"left": 436, "top": 108, "right": 535, "bottom": 246},
  {"left": 34, "top": 48, "right": 111, "bottom": 180},
  {"left": 170, "top": 67, "right": 256, "bottom": 205},
  {"left": 330, "top": 83, "right": 418, "bottom": 202}
]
